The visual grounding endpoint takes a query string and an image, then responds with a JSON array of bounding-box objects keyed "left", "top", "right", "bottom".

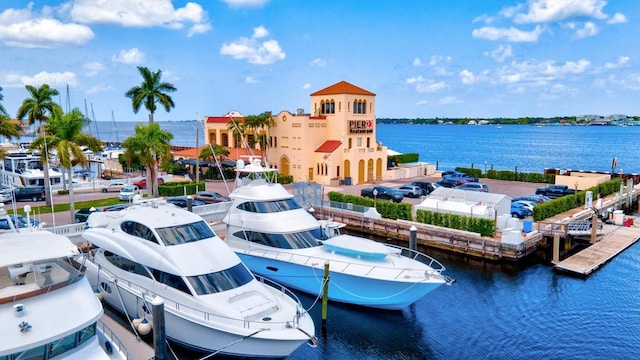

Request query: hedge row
[
  {"left": 158, "top": 181, "right": 206, "bottom": 197},
  {"left": 532, "top": 178, "right": 623, "bottom": 221},
  {"left": 416, "top": 209, "right": 495, "bottom": 237},
  {"left": 327, "top": 191, "right": 412, "bottom": 221},
  {"left": 455, "top": 166, "right": 554, "bottom": 183}
]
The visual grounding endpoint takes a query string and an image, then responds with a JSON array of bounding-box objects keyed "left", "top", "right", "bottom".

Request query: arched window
[
  {"left": 362, "top": 100, "right": 367, "bottom": 114},
  {"left": 330, "top": 100, "right": 335, "bottom": 114},
  {"left": 320, "top": 100, "right": 325, "bottom": 114},
  {"left": 317, "top": 163, "right": 320, "bottom": 174}
]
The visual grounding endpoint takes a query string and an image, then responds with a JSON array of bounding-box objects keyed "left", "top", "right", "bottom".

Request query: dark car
[
  {"left": 0, "top": 214, "right": 42, "bottom": 230},
  {"left": 103, "top": 204, "right": 130, "bottom": 212},
  {"left": 510, "top": 202, "right": 532, "bottom": 219},
  {"left": 437, "top": 177, "right": 462, "bottom": 188},
  {"left": 194, "top": 191, "right": 231, "bottom": 204},
  {"left": 410, "top": 181, "right": 435, "bottom": 196},
  {"left": 166, "top": 196, "right": 206, "bottom": 208},
  {"left": 75, "top": 207, "right": 102, "bottom": 223},
  {"left": 133, "top": 177, "right": 164, "bottom": 189},
  {"left": 13, "top": 186, "right": 46, "bottom": 202},
  {"left": 512, "top": 195, "right": 551, "bottom": 204}
]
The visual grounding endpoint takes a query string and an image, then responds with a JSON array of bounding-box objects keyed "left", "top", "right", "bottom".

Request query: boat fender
[
  {"left": 132, "top": 317, "right": 142, "bottom": 330},
  {"left": 138, "top": 318, "right": 152, "bottom": 335},
  {"left": 104, "top": 341, "right": 113, "bottom": 354}
]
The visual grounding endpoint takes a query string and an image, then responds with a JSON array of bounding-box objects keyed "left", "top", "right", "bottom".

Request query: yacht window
[
  {"left": 152, "top": 269, "right": 192, "bottom": 294},
  {"left": 155, "top": 220, "right": 214, "bottom": 246},
  {"left": 104, "top": 251, "right": 152, "bottom": 279},
  {"left": 121, "top": 221, "right": 159, "bottom": 244},
  {"left": 49, "top": 332, "right": 76, "bottom": 358},
  {"left": 77, "top": 323, "right": 96, "bottom": 345},
  {"left": 237, "top": 199, "right": 301, "bottom": 213},
  {"left": 13, "top": 345, "right": 46, "bottom": 360},
  {"left": 233, "top": 229, "right": 321, "bottom": 249},
  {"left": 187, "top": 263, "right": 253, "bottom": 295}
]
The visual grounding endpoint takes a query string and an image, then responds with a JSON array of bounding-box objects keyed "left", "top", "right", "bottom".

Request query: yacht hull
[{"left": 235, "top": 253, "right": 445, "bottom": 310}]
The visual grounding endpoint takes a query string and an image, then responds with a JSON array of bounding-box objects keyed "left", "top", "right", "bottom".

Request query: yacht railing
[
  {"left": 97, "top": 319, "right": 133, "bottom": 360},
  {"left": 95, "top": 265, "right": 305, "bottom": 330}
]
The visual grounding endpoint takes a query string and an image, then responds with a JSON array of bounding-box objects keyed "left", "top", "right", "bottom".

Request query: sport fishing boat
[
  {"left": 0, "top": 151, "right": 64, "bottom": 188},
  {"left": 81, "top": 198, "right": 316, "bottom": 358},
  {"left": 223, "top": 158, "right": 452, "bottom": 310},
  {"left": 0, "top": 205, "right": 129, "bottom": 359}
]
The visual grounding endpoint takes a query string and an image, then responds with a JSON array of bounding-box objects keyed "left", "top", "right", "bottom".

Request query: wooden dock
[
  {"left": 554, "top": 223, "right": 640, "bottom": 276},
  {"left": 101, "top": 311, "right": 155, "bottom": 360}
]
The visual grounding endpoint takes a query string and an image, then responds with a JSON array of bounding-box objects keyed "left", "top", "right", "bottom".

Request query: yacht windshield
[
  {"left": 233, "top": 228, "right": 323, "bottom": 249},
  {"left": 237, "top": 198, "right": 301, "bottom": 213},
  {"left": 187, "top": 263, "right": 254, "bottom": 295},
  {"left": 155, "top": 220, "right": 215, "bottom": 246}
]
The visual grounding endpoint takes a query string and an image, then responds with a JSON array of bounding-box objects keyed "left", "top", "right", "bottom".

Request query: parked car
[
  {"left": 441, "top": 170, "right": 458, "bottom": 178},
  {"left": 397, "top": 185, "right": 423, "bottom": 198},
  {"left": 455, "top": 182, "right": 489, "bottom": 192},
  {"left": 194, "top": 191, "right": 231, "bottom": 204},
  {"left": 100, "top": 181, "right": 128, "bottom": 193},
  {"left": 13, "top": 186, "right": 46, "bottom": 202},
  {"left": 133, "top": 177, "right": 164, "bottom": 189},
  {"left": 165, "top": 196, "right": 206, "bottom": 208},
  {"left": 437, "top": 177, "right": 462, "bottom": 188},
  {"left": 75, "top": 207, "right": 102, "bottom": 223},
  {"left": 535, "top": 184, "right": 576, "bottom": 199},
  {"left": 119, "top": 185, "right": 140, "bottom": 201},
  {"left": 103, "top": 204, "right": 130, "bottom": 212},
  {"left": 0, "top": 186, "right": 13, "bottom": 203},
  {"left": 360, "top": 186, "right": 404, "bottom": 203},
  {"left": 410, "top": 181, "right": 435, "bottom": 196},
  {"left": 512, "top": 200, "right": 535, "bottom": 214},
  {"left": 0, "top": 214, "right": 42, "bottom": 230},
  {"left": 512, "top": 194, "right": 551, "bottom": 204},
  {"left": 510, "top": 202, "right": 532, "bottom": 219},
  {"left": 443, "top": 172, "right": 478, "bottom": 184}
]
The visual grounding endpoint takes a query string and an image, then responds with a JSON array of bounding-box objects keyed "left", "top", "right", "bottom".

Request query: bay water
[{"left": 93, "top": 121, "right": 640, "bottom": 359}]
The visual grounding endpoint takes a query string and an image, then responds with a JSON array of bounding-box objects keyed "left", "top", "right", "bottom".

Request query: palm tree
[
  {"left": 121, "top": 123, "right": 173, "bottom": 197},
  {"left": 30, "top": 107, "right": 102, "bottom": 219},
  {"left": 0, "top": 88, "right": 22, "bottom": 158},
  {"left": 16, "top": 84, "right": 60, "bottom": 206},
  {"left": 124, "top": 66, "right": 176, "bottom": 125},
  {"left": 199, "top": 144, "right": 230, "bottom": 179},
  {"left": 0, "top": 86, "right": 8, "bottom": 117},
  {"left": 226, "top": 119, "right": 245, "bottom": 160}
]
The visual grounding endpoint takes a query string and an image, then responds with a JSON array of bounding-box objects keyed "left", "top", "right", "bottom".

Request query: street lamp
[
  {"left": 484, "top": 161, "right": 488, "bottom": 177},
  {"left": 372, "top": 188, "right": 378, "bottom": 207}
]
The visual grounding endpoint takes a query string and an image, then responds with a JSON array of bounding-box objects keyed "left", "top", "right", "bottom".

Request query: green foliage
[
  {"left": 279, "top": 174, "right": 294, "bottom": 184},
  {"left": 393, "top": 153, "right": 419, "bottom": 163},
  {"left": 532, "top": 178, "right": 623, "bottom": 221},
  {"left": 483, "top": 169, "right": 554, "bottom": 183},
  {"left": 416, "top": 209, "right": 495, "bottom": 236},
  {"left": 456, "top": 167, "right": 482, "bottom": 179},
  {"left": 158, "top": 181, "right": 205, "bottom": 197},
  {"left": 326, "top": 191, "right": 411, "bottom": 220}
]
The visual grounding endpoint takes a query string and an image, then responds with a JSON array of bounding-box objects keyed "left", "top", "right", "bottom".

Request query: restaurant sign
[{"left": 349, "top": 120, "right": 373, "bottom": 134}]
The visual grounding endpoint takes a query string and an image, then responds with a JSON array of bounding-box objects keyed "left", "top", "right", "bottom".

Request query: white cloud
[
  {"left": 20, "top": 71, "right": 78, "bottom": 87},
  {"left": 0, "top": 4, "right": 93, "bottom": 48},
  {"left": 302, "top": 83, "right": 311, "bottom": 90},
  {"left": 459, "top": 70, "right": 477, "bottom": 84},
  {"left": 573, "top": 21, "right": 598, "bottom": 39},
  {"left": 512, "top": 0, "right": 607, "bottom": 24},
  {"left": 438, "top": 96, "right": 463, "bottom": 105},
  {"left": 604, "top": 56, "right": 630, "bottom": 70},
  {"left": 245, "top": 76, "right": 258, "bottom": 84},
  {"left": 220, "top": 27, "right": 286, "bottom": 65},
  {"left": 112, "top": 48, "right": 146, "bottom": 64},
  {"left": 86, "top": 83, "right": 115, "bottom": 94},
  {"left": 497, "top": 59, "right": 591, "bottom": 85},
  {"left": 310, "top": 58, "right": 327, "bottom": 67},
  {"left": 428, "top": 55, "right": 451, "bottom": 66},
  {"left": 472, "top": 25, "right": 544, "bottom": 42},
  {"left": 406, "top": 76, "right": 448, "bottom": 93},
  {"left": 484, "top": 45, "right": 513, "bottom": 62},
  {"left": 83, "top": 62, "right": 104, "bottom": 77},
  {"left": 472, "top": 14, "right": 494, "bottom": 24},
  {"left": 607, "top": 12, "right": 627, "bottom": 24},
  {"left": 70, "top": 0, "right": 210, "bottom": 36},
  {"left": 412, "top": 58, "right": 424, "bottom": 67},
  {"left": 222, "top": 0, "right": 269, "bottom": 9}
]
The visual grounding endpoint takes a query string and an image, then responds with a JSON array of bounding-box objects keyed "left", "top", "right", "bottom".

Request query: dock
[
  {"left": 554, "top": 223, "right": 640, "bottom": 276},
  {"left": 100, "top": 311, "right": 155, "bottom": 360}
]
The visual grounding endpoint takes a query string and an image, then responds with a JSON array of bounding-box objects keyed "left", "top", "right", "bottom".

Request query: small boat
[
  {"left": 81, "top": 197, "right": 316, "bottom": 358},
  {"left": 0, "top": 151, "right": 64, "bottom": 188},
  {"left": 223, "top": 157, "right": 452, "bottom": 310},
  {"left": 0, "top": 205, "right": 129, "bottom": 359}
]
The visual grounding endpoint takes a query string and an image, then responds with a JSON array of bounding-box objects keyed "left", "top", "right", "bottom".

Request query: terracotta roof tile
[
  {"left": 315, "top": 140, "right": 342, "bottom": 153},
  {"left": 311, "top": 81, "right": 375, "bottom": 96}
]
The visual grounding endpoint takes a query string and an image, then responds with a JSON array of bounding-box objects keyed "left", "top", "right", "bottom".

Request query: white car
[
  {"left": 101, "top": 181, "right": 128, "bottom": 193},
  {"left": 119, "top": 185, "right": 139, "bottom": 201},
  {"left": 512, "top": 200, "right": 535, "bottom": 213}
]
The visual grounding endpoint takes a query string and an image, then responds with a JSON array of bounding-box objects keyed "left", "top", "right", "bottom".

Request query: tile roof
[
  {"left": 314, "top": 140, "right": 342, "bottom": 153},
  {"left": 205, "top": 116, "right": 244, "bottom": 123},
  {"left": 311, "top": 81, "right": 376, "bottom": 96}
]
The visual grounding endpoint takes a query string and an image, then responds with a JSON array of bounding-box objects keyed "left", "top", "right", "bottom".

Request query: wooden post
[
  {"left": 553, "top": 233, "right": 560, "bottom": 264},
  {"left": 152, "top": 296, "right": 167, "bottom": 360},
  {"left": 590, "top": 215, "right": 598, "bottom": 244},
  {"left": 321, "top": 261, "right": 329, "bottom": 329},
  {"left": 409, "top": 225, "right": 417, "bottom": 251}
]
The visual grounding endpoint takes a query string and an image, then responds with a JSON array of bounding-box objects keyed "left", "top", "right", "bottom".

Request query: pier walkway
[
  {"left": 554, "top": 223, "right": 640, "bottom": 276},
  {"left": 101, "top": 311, "right": 154, "bottom": 360}
]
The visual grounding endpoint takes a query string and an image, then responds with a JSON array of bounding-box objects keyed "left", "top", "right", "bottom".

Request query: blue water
[{"left": 89, "top": 121, "right": 640, "bottom": 359}]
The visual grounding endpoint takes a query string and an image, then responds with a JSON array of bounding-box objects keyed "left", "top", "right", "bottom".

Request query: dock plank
[
  {"left": 555, "top": 224, "right": 640, "bottom": 276},
  {"left": 101, "top": 312, "right": 155, "bottom": 360}
]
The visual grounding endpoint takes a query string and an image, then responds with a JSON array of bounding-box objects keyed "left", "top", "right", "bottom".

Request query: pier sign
[{"left": 349, "top": 120, "right": 373, "bottom": 134}]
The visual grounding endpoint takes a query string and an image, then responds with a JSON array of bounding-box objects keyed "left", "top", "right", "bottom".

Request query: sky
[{"left": 0, "top": 0, "right": 638, "bottom": 122}]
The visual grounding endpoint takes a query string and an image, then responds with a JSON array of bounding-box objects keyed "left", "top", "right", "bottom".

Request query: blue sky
[{"left": 0, "top": 0, "right": 637, "bottom": 122}]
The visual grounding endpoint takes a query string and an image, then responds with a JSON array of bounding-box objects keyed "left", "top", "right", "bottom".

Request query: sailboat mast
[
  {"left": 84, "top": 99, "right": 93, "bottom": 137},
  {"left": 111, "top": 110, "right": 119, "bottom": 145},
  {"left": 90, "top": 103, "right": 101, "bottom": 141}
]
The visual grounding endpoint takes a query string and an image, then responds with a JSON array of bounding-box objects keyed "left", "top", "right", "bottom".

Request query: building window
[
  {"left": 317, "top": 163, "right": 320, "bottom": 175},
  {"left": 221, "top": 133, "right": 229, "bottom": 147},
  {"left": 348, "top": 138, "right": 352, "bottom": 149},
  {"left": 357, "top": 138, "right": 362, "bottom": 147},
  {"left": 353, "top": 99, "right": 367, "bottom": 114},
  {"left": 366, "top": 137, "right": 370, "bottom": 148}
]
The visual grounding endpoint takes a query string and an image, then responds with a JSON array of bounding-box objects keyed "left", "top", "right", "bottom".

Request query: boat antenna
[{"left": 196, "top": 115, "right": 231, "bottom": 194}]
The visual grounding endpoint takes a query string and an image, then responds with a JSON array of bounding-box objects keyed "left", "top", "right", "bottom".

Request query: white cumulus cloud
[
  {"left": 607, "top": 12, "right": 627, "bottom": 24},
  {"left": 310, "top": 58, "right": 327, "bottom": 67},
  {"left": 573, "top": 21, "right": 598, "bottom": 39},
  {"left": 220, "top": 26, "right": 286, "bottom": 65},
  {"left": 472, "top": 25, "right": 544, "bottom": 42},
  {"left": 512, "top": 0, "right": 607, "bottom": 24},
  {"left": 222, "top": 0, "right": 269, "bottom": 9},
  {"left": 484, "top": 45, "right": 513, "bottom": 62},
  {"left": 112, "top": 48, "right": 146, "bottom": 64},
  {"left": 20, "top": 71, "right": 78, "bottom": 87}
]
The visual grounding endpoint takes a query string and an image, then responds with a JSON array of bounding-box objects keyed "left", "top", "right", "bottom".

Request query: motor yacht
[
  {"left": 81, "top": 198, "right": 316, "bottom": 358},
  {"left": 223, "top": 158, "right": 452, "bottom": 310},
  {"left": 0, "top": 205, "right": 129, "bottom": 359}
]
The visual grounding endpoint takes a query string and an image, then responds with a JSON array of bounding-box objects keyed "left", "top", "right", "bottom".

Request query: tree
[
  {"left": 226, "top": 119, "right": 245, "bottom": 159},
  {"left": 30, "top": 107, "right": 102, "bottom": 219},
  {"left": 0, "top": 86, "right": 8, "bottom": 117},
  {"left": 199, "top": 144, "right": 230, "bottom": 179},
  {"left": 16, "top": 84, "right": 60, "bottom": 206},
  {"left": 0, "top": 87, "right": 22, "bottom": 158},
  {"left": 121, "top": 123, "right": 173, "bottom": 197},
  {"left": 124, "top": 66, "right": 176, "bottom": 125}
]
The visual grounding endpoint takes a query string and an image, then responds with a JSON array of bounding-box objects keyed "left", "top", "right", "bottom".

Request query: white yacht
[
  {"left": 0, "top": 152, "right": 64, "bottom": 188},
  {"left": 223, "top": 158, "right": 452, "bottom": 310},
  {"left": 0, "top": 206, "right": 129, "bottom": 359},
  {"left": 81, "top": 198, "right": 316, "bottom": 358}
]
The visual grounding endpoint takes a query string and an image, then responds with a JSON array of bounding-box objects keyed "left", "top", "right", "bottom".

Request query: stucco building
[{"left": 203, "top": 81, "right": 428, "bottom": 186}]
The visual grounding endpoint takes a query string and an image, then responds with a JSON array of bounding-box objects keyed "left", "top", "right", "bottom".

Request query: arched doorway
[
  {"left": 376, "top": 158, "right": 383, "bottom": 181},
  {"left": 280, "top": 156, "right": 290, "bottom": 176},
  {"left": 358, "top": 160, "right": 365, "bottom": 184},
  {"left": 367, "top": 159, "right": 374, "bottom": 182}
]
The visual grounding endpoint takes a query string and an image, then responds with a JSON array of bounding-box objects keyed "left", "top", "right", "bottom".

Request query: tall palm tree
[
  {"left": 30, "top": 107, "right": 102, "bottom": 219},
  {"left": 124, "top": 66, "right": 176, "bottom": 125},
  {"left": 199, "top": 144, "right": 230, "bottom": 179},
  {"left": 0, "top": 98, "right": 22, "bottom": 159},
  {"left": 0, "top": 86, "right": 8, "bottom": 117},
  {"left": 121, "top": 123, "right": 173, "bottom": 197},
  {"left": 16, "top": 84, "right": 60, "bottom": 206},
  {"left": 226, "top": 119, "right": 245, "bottom": 160}
]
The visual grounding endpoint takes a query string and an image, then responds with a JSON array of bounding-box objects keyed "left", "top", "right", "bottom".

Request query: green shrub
[
  {"left": 416, "top": 209, "right": 495, "bottom": 236},
  {"left": 158, "top": 181, "right": 206, "bottom": 197}
]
